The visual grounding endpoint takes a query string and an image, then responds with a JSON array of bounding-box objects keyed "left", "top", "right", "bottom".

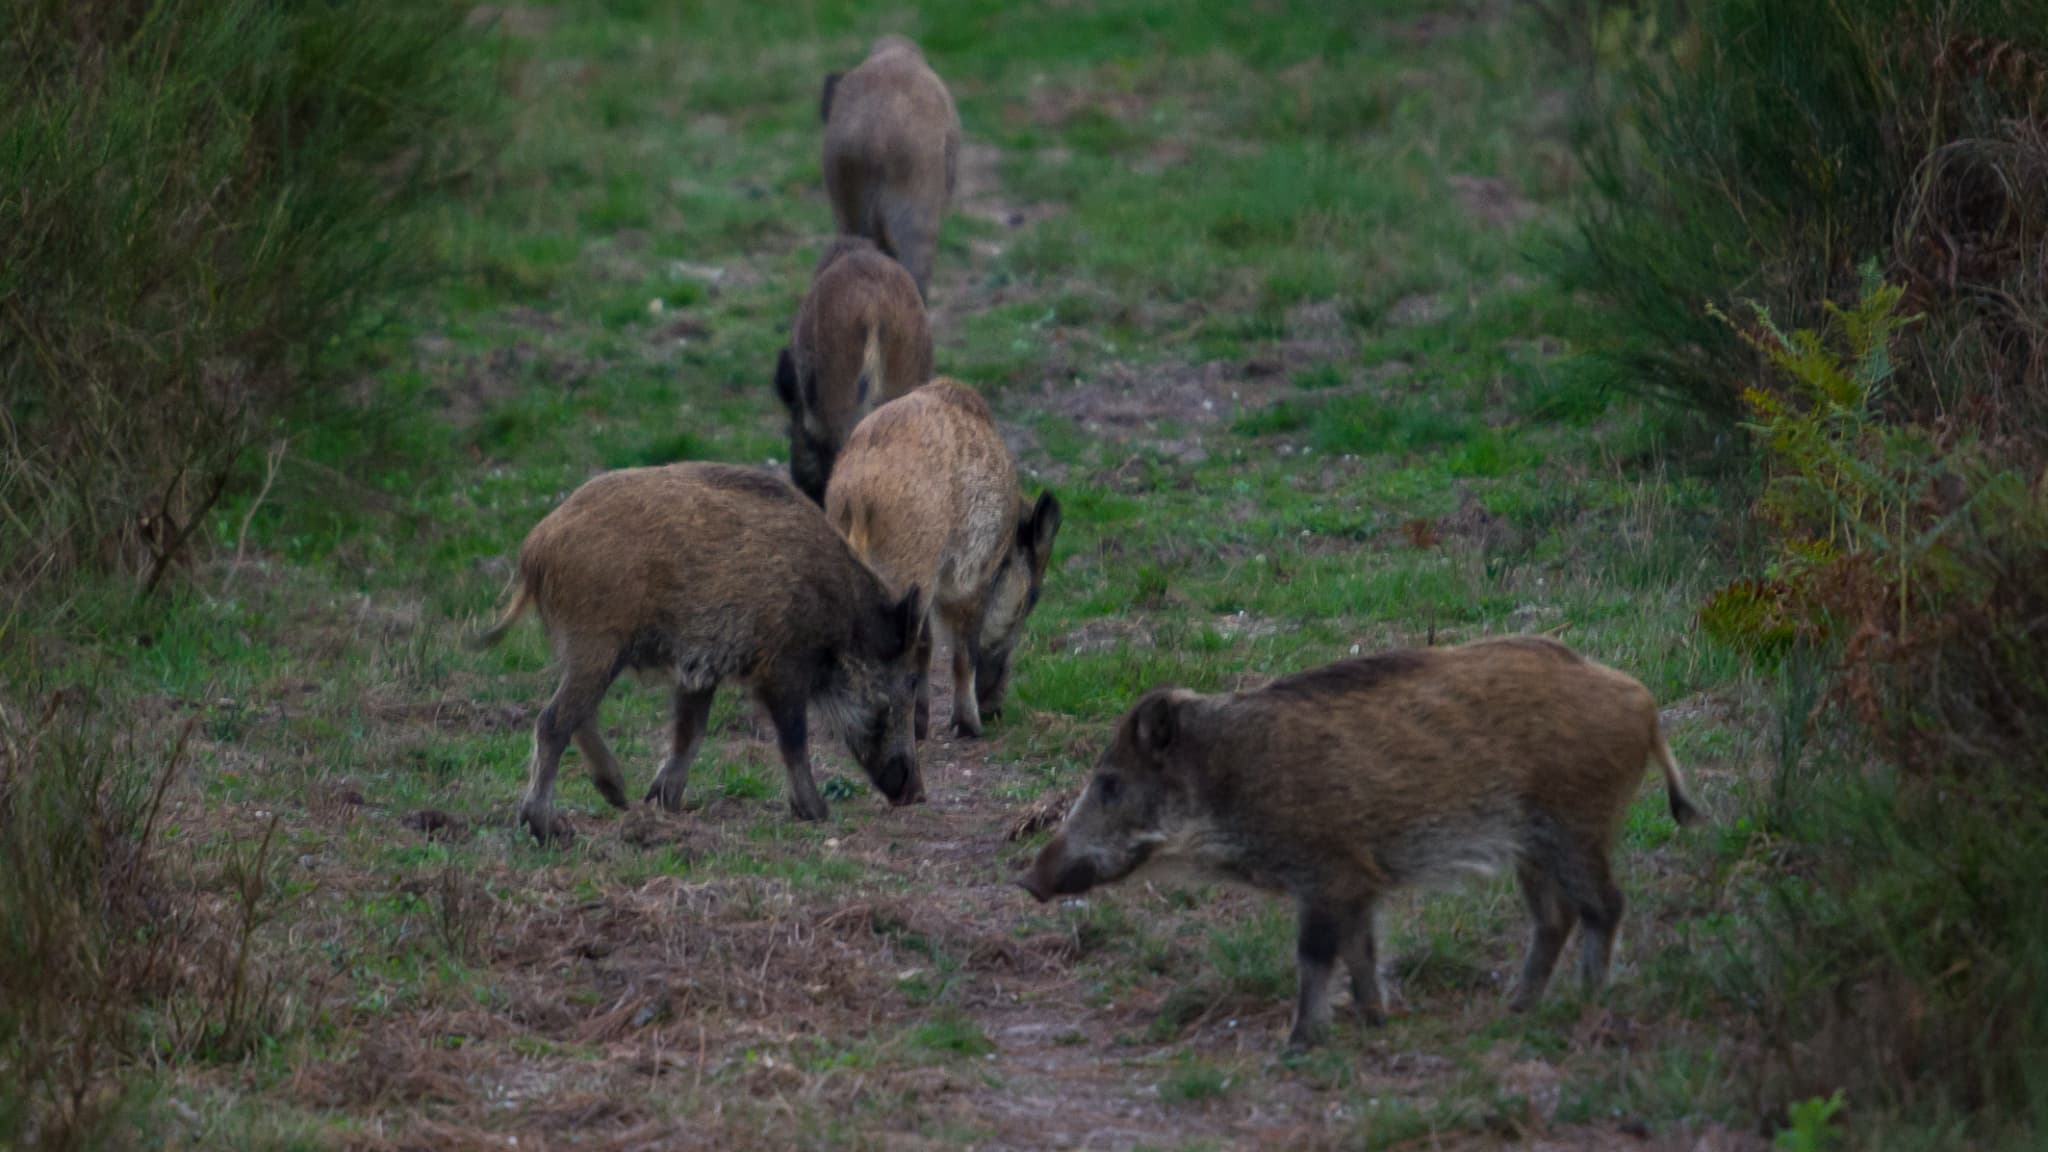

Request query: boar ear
[
  {"left": 819, "top": 72, "right": 842, "bottom": 122},
  {"left": 775, "top": 348, "right": 800, "bottom": 414},
  {"left": 1022, "top": 491, "right": 1062, "bottom": 556},
  {"left": 1132, "top": 690, "right": 1178, "bottom": 757}
]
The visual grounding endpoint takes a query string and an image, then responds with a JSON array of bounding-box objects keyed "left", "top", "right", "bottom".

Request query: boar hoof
[
  {"left": 949, "top": 717, "right": 983, "bottom": 741},
  {"left": 1282, "top": 1024, "right": 1326, "bottom": 1054},
  {"left": 595, "top": 776, "right": 629, "bottom": 811},
  {"left": 790, "top": 795, "right": 830, "bottom": 822},
  {"left": 1356, "top": 1004, "right": 1387, "bottom": 1028},
  {"left": 523, "top": 809, "right": 574, "bottom": 847},
  {"left": 644, "top": 776, "right": 686, "bottom": 814}
]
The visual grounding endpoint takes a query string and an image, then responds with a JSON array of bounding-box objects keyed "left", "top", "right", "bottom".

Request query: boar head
[
  {"left": 776, "top": 347, "right": 834, "bottom": 506},
  {"left": 838, "top": 584, "right": 926, "bottom": 805},
  {"left": 1019, "top": 686, "right": 1200, "bottom": 902}
]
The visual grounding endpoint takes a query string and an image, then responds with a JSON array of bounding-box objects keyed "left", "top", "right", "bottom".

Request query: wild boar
[
  {"left": 819, "top": 35, "right": 960, "bottom": 300},
  {"left": 825, "top": 380, "right": 1061, "bottom": 743},
  {"left": 472, "top": 462, "right": 926, "bottom": 844},
  {"left": 775, "top": 236, "right": 933, "bottom": 505},
  {"left": 1017, "top": 637, "right": 1703, "bottom": 1050}
]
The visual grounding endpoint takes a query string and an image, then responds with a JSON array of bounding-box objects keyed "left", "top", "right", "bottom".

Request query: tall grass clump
[
  {"left": 1558, "top": 0, "right": 2047, "bottom": 428},
  {"left": 1553, "top": 0, "right": 2048, "bottom": 1140},
  {"left": 0, "top": 0, "right": 486, "bottom": 595},
  {"left": 1, "top": 681, "right": 302, "bottom": 1148}
]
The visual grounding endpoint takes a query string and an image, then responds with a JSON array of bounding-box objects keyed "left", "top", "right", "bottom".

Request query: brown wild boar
[
  {"left": 825, "top": 380, "right": 1061, "bottom": 744},
  {"left": 776, "top": 236, "right": 933, "bottom": 505},
  {"left": 1018, "top": 637, "right": 1703, "bottom": 1050},
  {"left": 819, "top": 36, "right": 960, "bottom": 300},
  {"left": 473, "top": 463, "right": 926, "bottom": 844}
]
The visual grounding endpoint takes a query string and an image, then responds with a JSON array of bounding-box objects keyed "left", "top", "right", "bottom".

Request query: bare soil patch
[
  {"left": 1448, "top": 174, "right": 1541, "bottom": 230},
  {"left": 419, "top": 339, "right": 599, "bottom": 429}
]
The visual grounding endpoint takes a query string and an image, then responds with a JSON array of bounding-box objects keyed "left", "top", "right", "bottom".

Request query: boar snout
[
  {"left": 1018, "top": 836, "right": 1099, "bottom": 903},
  {"left": 874, "top": 752, "right": 925, "bottom": 806}
]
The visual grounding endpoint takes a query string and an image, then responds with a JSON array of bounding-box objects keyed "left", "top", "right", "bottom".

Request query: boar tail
[
  {"left": 1651, "top": 731, "right": 1704, "bottom": 827},
  {"left": 837, "top": 493, "right": 876, "bottom": 561},
  {"left": 468, "top": 577, "right": 535, "bottom": 651},
  {"left": 855, "top": 323, "right": 885, "bottom": 407}
]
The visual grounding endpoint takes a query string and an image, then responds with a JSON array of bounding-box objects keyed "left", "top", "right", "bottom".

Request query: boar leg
[
  {"left": 646, "top": 685, "right": 715, "bottom": 813},
  {"left": 521, "top": 660, "right": 613, "bottom": 845},
  {"left": 760, "top": 688, "right": 830, "bottom": 822},
  {"left": 947, "top": 621, "right": 983, "bottom": 740},
  {"left": 882, "top": 198, "right": 937, "bottom": 302},
  {"left": 1340, "top": 905, "right": 1386, "bottom": 1027},
  {"left": 1286, "top": 902, "right": 1346, "bottom": 1051},
  {"left": 574, "top": 725, "right": 628, "bottom": 810},
  {"left": 825, "top": 157, "right": 872, "bottom": 241},
  {"left": 912, "top": 619, "right": 934, "bottom": 741},
  {"left": 1509, "top": 861, "right": 1575, "bottom": 1012},
  {"left": 1561, "top": 851, "right": 1625, "bottom": 995}
]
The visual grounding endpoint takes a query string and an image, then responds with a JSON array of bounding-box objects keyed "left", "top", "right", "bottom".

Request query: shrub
[
  {"left": 1706, "top": 267, "right": 2048, "bottom": 772},
  {"left": 1554, "top": 0, "right": 2048, "bottom": 1138},
  {"left": 0, "top": 685, "right": 298, "bottom": 1149},
  {"left": 1704, "top": 274, "right": 2048, "bottom": 1132},
  {"left": 1557, "top": 0, "right": 2048, "bottom": 430},
  {"left": 0, "top": 0, "right": 486, "bottom": 594}
]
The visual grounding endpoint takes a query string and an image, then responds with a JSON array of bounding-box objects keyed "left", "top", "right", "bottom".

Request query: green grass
[
  {"left": 910, "top": 1012, "right": 995, "bottom": 1059},
  {"left": 1158, "top": 1054, "right": 1234, "bottom": 1105}
]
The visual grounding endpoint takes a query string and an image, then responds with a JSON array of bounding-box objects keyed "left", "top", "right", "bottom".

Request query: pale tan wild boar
[
  {"left": 819, "top": 36, "right": 960, "bottom": 300},
  {"left": 1019, "top": 637, "right": 1703, "bottom": 1051},
  {"left": 473, "top": 463, "right": 926, "bottom": 844},
  {"left": 825, "top": 380, "right": 1061, "bottom": 746},
  {"left": 776, "top": 236, "right": 933, "bottom": 505}
]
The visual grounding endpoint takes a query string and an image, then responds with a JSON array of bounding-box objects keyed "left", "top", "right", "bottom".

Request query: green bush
[
  {"left": 0, "top": 0, "right": 486, "bottom": 593},
  {"left": 1555, "top": 0, "right": 2048, "bottom": 1139},
  {"left": 1682, "top": 269, "right": 2048, "bottom": 1142},
  {"left": 1558, "top": 0, "right": 2048, "bottom": 427}
]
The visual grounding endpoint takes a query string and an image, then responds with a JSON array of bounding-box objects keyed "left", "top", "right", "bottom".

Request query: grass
[
  {"left": 1158, "top": 1054, "right": 1234, "bottom": 1105},
  {"left": 910, "top": 1012, "right": 996, "bottom": 1060},
  {"left": 0, "top": 0, "right": 1791, "bottom": 1147}
]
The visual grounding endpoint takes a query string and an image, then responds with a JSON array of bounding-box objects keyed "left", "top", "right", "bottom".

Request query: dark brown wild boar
[
  {"left": 819, "top": 36, "right": 960, "bottom": 299},
  {"left": 826, "top": 380, "right": 1061, "bottom": 745},
  {"left": 776, "top": 236, "right": 933, "bottom": 505},
  {"left": 1018, "top": 637, "right": 1703, "bottom": 1050},
  {"left": 473, "top": 463, "right": 926, "bottom": 844}
]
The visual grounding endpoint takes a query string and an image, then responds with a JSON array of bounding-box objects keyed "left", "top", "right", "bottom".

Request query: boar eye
[{"left": 1098, "top": 775, "right": 1120, "bottom": 804}]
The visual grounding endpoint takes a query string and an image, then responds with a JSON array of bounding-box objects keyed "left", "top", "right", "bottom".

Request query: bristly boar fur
[
  {"left": 826, "top": 380, "right": 1061, "bottom": 746},
  {"left": 473, "top": 463, "right": 926, "bottom": 844},
  {"left": 1019, "top": 636, "right": 1703, "bottom": 1051},
  {"left": 776, "top": 236, "right": 933, "bottom": 505},
  {"left": 819, "top": 35, "right": 960, "bottom": 300}
]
